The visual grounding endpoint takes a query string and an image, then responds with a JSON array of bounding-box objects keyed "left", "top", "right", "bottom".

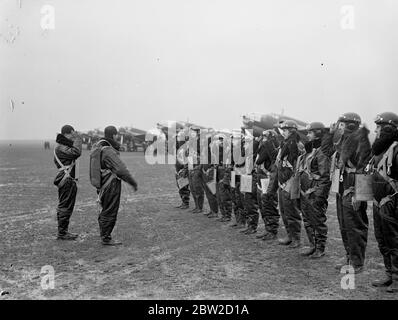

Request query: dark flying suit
[
  {"left": 231, "top": 170, "right": 246, "bottom": 226},
  {"left": 176, "top": 138, "right": 190, "bottom": 206},
  {"left": 215, "top": 138, "right": 233, "bottom": 220},
  {"left": 242, "top": 139, "right": 260, "bottom": 232},
  {"left": 176, "top": 167, "right": 190, "bottom": 206},
  {"left": 201, "top": 134, "right": 219, "bottom": 215},
  {"left": 216, "top": 164, "right": 233, "bottom": 220},
  {"left": 369, "top": 135, "right": 398, "bottom": 287},
  {"left": 255, "top": 137, "right": 280, "bottom": 236},
  {"left": 231, "top": 137, "right": 247, "bottom": 227},
  {"left": 215, "top": 142, "right": 233, "bottom": 220},
  {"left": 276, "top": 131, "right": 303, "bottom": 243},
  {"left": 188, "top": 132, "right": 205, "bottom": 212},
  {"left": 190, "top": 153, "right": 205, "bottom": 211},
  {"left": 297, "top": 138, "right": 332, "bottom": 253},
  {"left": 201, "top": 164, "right": 219, "bottom": 214},
  {"left": 332, "top": 127, "right": 371, "bottom": 269},
  {"left": 54, "top": 133, "right": 82, "bottom": 236},
  {"left": 97, "top": 138, "right": 138, "bottom": 242}
]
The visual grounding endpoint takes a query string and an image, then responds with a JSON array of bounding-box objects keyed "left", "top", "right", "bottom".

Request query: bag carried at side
[
  {"left": 240, "top": 174, "right": 253, "bottom": 193},
  {"left": 290, "top": 174, "right": 301, "bottom": 200},
  {"left": 354, "top": 174, "right": 373, "bottom": 201}
]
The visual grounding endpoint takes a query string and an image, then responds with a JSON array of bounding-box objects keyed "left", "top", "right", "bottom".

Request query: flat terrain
[{"left": 0, "top": 141, "right": 395, "bottom": 299}]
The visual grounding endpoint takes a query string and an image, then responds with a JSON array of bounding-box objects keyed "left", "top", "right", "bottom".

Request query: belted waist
[{"left": 344, "top": 167, "right": 357, "bottom": 174}]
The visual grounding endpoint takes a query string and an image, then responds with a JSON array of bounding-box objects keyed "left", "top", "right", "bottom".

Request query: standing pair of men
[
  {"left": 275, "top": 115, "right": 368, "bottom": 262},
  {"left": 186, "top": 127, "right": 219, "bottom": 216},
  {"left": 331, "top": 111, "right": 398, "bottom": 293},
  {"left": 273, "top": 119, "right": 331, "bottom": 259},
  {"left": 54, "top": 125, "right": 138, "bottom": 245}
]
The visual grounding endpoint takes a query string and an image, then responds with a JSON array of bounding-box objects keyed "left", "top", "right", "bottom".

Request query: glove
[
  {"left": 351, "top": 198, "right": 361, "bottom": 211},
  {"left": 131, "top": 182, "right": 138, "bottom": 192}
]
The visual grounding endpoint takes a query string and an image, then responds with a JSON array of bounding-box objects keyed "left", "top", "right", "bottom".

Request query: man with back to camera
[{"left": 96, "top": 126, "right": 138, "bottom": 246}]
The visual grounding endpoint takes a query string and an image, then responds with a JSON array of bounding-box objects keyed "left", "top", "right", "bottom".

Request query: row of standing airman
[{"left": 174, "top": 111, "right": 398, "bottom": 293}]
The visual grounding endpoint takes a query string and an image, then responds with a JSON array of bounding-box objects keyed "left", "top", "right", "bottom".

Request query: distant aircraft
[
  {"left": 242, "top": 113, "right": 308, "bottom": 137},
  {"left": 118, "top": 127, "right": 148, "bottom": 152},
  {"left": 81, "top": 127, "right": 149, "bottom": 152},
  {"left": 156, "top": 120, "right": 207, "bottom": 136}
]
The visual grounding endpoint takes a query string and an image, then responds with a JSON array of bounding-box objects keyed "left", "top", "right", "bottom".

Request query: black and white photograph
[{"left": 1, "top": 0, "right": 398, "bottom": 304}]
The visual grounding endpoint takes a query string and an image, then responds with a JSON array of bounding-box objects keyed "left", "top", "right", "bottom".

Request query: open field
[{"left": 0, "top": 141, "right": 395, "bottom": 299}]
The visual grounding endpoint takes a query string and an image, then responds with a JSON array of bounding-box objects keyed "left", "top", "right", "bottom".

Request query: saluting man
[{"left": 53, "top": 125, "right": 82, "bottom": 240}]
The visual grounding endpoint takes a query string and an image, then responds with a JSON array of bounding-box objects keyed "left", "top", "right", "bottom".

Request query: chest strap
[{"left": 54, "top": 148, "right": 75, "bottom": 188}]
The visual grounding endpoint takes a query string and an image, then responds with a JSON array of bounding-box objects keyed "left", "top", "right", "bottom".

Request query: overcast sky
[{"left": 0, "top": 0, "right": 397, "bottom": 139}]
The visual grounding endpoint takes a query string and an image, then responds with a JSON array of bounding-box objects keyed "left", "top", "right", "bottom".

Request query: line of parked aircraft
[{"left": 80, "top": 113, "right": 309, "bottom": 152}]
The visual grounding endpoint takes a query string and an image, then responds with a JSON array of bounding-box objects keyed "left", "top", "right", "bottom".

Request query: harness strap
[
  {"left": 282, "top": 157, "right": 293, "bottom": 169},
  {"left": 365, "top": 156, "right": 375, "bottom": 174},
  {"left": 296, "top": 154, "right": 305, "bottom": 172},
  {"left": 374, "top": 141, "right": 398, "bottom": 193},
  {"left": 387, "top": 141, "right": 398, "bottom": 175},
  {"left": 97, "top": 170, "right": 119, "bottom": 209},
  {"left": 95, "top": 140, "right": 120, "bottom": 211},
  {"left": 54, "top": 148, "right": 75, "bottom": 188},
  {"left": 330, "top": 151, "right": 338, "bottom": 180}
]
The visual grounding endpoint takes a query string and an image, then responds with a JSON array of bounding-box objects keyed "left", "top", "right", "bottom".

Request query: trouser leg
[
  {"left": 336, "top": 193, "right": 350, "bottom": 260},
  {"left": 233, "top": 182, "right": 246, "bottom": 225},
  {"left": 257, "top": 188, "right": 265, "bottom": 229},
  {"left": 300, "top": 194, "right": 329, "bottom": 249},
  {"left": 57, "top": 178, "right": 77, "bottom": 235},
  {"left": 374, "top": 204, "right": 392, "bottom": 277},
  {"left": 342, "top": 192, "right": 368, "bottom": 268},
  {"left": 244, "top": 191, "right": 259, "bottom": 229},
  {"left": 377, "top": 199, "right": 398, "bottom": 280},
  {"left": 278, "top": 188, "right": 289, "bottom": 236},
  {"left": 262, "top": 191, "right": 279, "bottom": 235},
  {"left": 202, "top": 176, "right": 218, "bottom": 213},
  {"left": 222, "top": 184, "right": 232, "bottom": 219},
  {"left": 98, "top": 179, "right": 121, "bottom": 241},
  {"left": 279, "top": 189, "right": 301, "bottom": 241},
  {"left": 300, "top": 197, "right": 315, "bottom": 247},
  {"left": 179, "top": 185, "right": 190, "bottom": 205},
  {"left": 311, "top": 197, "right": 328, "bottom": 251},
  {"left": 216, "top": 182, "right": 224, "bottom": 215},
  {"left": 192, "top": 169, "right": 204, "bottom": 210},
  {"left": 218, "top": 182, "right": 232, "bottom": 218},
  {"left": 188, "top": 170, "right": 198, "bottom": 208}
]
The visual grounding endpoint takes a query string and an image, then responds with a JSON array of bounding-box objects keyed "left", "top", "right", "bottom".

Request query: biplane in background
[
  {"left": 82, "top": 127, "right": 149, "bottom": 152},
  {"left": 242, "top": 112, "right": 311, "bottom": 142}
]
